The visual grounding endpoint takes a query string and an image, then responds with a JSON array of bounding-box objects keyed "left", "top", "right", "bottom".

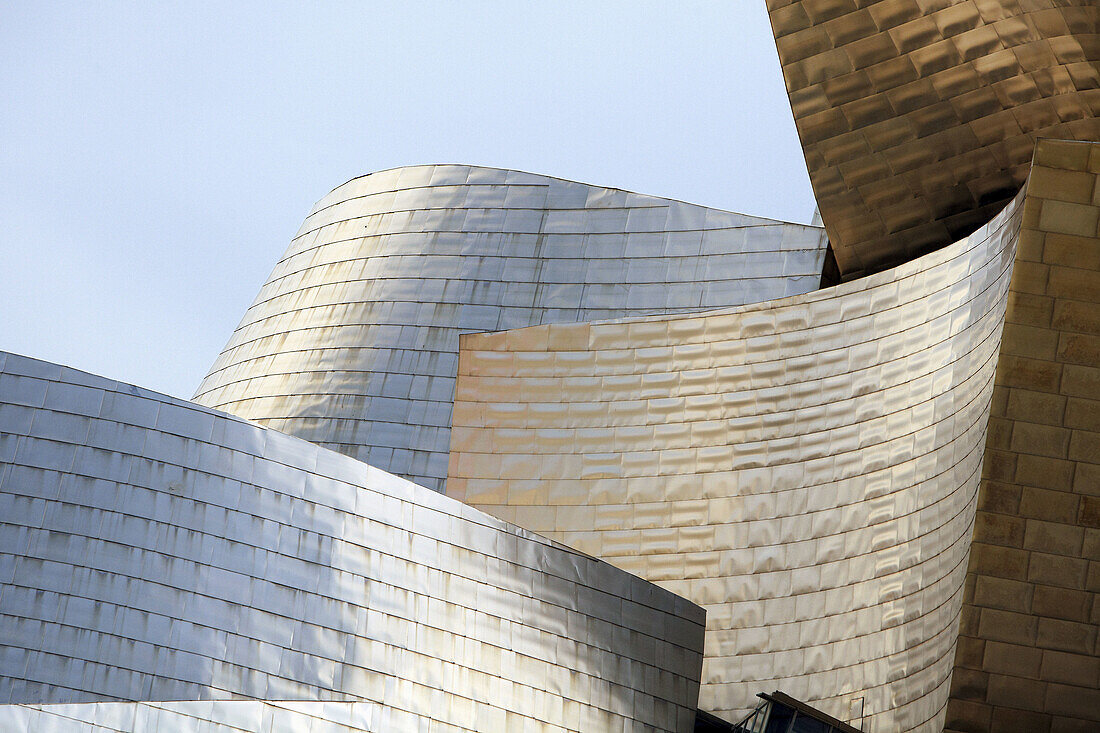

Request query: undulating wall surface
[
  {"left": 0, "top": 351, "right": 706, "bottom": 732},
  {"left": 945, "top": 139, "right": 1100, "bottom": 732},
  {"left": 194, "top": 164, "right": 827, "bottom": 492},
  {"left": 447, "top": 184, "right": 1027, "bottom": 730},
  {"left": 768, "top": 0, "right": 1100, "bottom": 279}
]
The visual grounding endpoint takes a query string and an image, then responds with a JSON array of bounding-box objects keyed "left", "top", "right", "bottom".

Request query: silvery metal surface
[
  {"left": 193, "top": 165, "right": 828, "bottom": 493},
  {"left": 447, "top": 185, "right": 1027, "bottom": 729},
  {"left": 0, "top": 700, "right": 501, "bottom": 732},
  {"left": 768, "top": 0, "right": 1100, "bottom": 280},
  {"left": 0, "top": 351, "right": 706, "bottom": 732}
]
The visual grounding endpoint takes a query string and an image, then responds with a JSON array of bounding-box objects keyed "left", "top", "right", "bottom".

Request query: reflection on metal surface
[
  {"left": 5, "top": 7, "right": 1098, "bottom": 729},
  {"left": 0, "top": 351, "right": 705, "bottom": 732},
  {"left": 769, "top": 0, "right": 1100, "bottom": 280},
  {"left": 945, "top": 139, "right": 1100, "bottom": 733},
  {"left": 447, "top": 186, "right": 1026, "bottom": 729},
  {"left": 194, "top": 165, "right": 827, "bottom": 493}
]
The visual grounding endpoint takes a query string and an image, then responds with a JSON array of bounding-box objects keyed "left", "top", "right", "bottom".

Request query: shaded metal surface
[
  {"left": 768, "top": 0, "right": 1100, "bottom": 280},
  {"left": 945, "top": 140, "right": 1100, "bottom": 732},
  {"left": 448, "top": 186, "right": 1026, "bottom": 729},
  {"left": 0, "top": 352, "right": 705, "bottom": 732},
  {"left": 733, "top": 691, "right": 863, "bottom": 733},
  {"left": 193, "top": 165, "right": 827, "bottom": 492}
]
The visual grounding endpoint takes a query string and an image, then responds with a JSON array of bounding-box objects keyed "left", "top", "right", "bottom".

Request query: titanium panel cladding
[
  {"left": 194, "top": 165, "right": 827, "bottom": 492},
  {"left": 768, "top": 0, "right": 1100, "bottom": 280},
  {"left": 0, "top": 352, "right": 705, "bottom": 732},
  {"left": 448, "top": 186, "right": 1026, "bottom": 729},
  {"left": 946, "top": 139, "right": 1100, "bottom": 733}
]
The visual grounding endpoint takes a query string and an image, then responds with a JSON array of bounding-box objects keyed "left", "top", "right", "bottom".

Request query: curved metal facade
[
  {"left": 5, "top": 6, "right": 1100, "bottom": 730},
  {"left": 193, "top": 164, "right": 827, "bottom": 492},
  {"left": 0, "top": 352, "right": 705, "bottom": 731},
  {"left": 446, "top": 187, "right": 1026, "bottom": 729},
  {"left": 769, "top": 0, "right": 1100, "bottom": 279},
  {"left": 945, "top": 139, "right": 1100, "bottom": 733}
]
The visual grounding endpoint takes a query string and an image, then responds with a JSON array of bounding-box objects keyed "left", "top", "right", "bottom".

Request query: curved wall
[
  {"left": 193, "top": 164, "right": 827, "bottom": 492},
  {"left": 769, "top": 0, "right": 1099, "bottom": 279},
  {"left": 945, "top": 139, "right": 1100, "bottom": 733},
  {"left": 0, "top": 699, "right": 548, "bottom": 732},
  {"left": 447, "top": 186, "right": 1026, "bottom": 729},
  {"left": 0, "top": 352, "right": 705, "bottom": 732}
]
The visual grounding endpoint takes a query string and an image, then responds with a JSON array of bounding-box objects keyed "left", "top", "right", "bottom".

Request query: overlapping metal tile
[
  {"left": 768, "top": 0, "right": 1099, "bottom": 280},
  {"left": 0, "top": 352, "right": 705, "bottom": 732},
  {"left": 447, "top": 182, "right": 1026, "bottom": 729},
  {"left": 193, "top": 165, "right": 827, "bottom": 493}
]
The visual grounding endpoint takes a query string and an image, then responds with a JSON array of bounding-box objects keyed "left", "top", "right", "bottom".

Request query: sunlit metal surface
[
  {"left": 946, "top": 140, "right": 1100, "bottom": 733},
  {"left": 768, "top": 0, "right": 1100, "bottom": 280},
  {"left": 5, "top": 8, "right": 1097, "bottom": 727},
  {"left": 0, "top": 351, "right": 705, "bottom": 732},
  {"left": 0, "top": 701, "right": 464, "bottom": 731},
  {"left": 193, "top": 165, "right": 827, "bottom": 492},
  {"left": 0, "top": 699, "right": 650, "bottom": 732},
  {"left": 448, "top": 186, "right": 1026, "bottom": 729}
]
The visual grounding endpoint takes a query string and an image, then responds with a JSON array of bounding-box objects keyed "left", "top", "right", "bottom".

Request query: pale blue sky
[{"left": 1, "top": 2, "right": 815, "bottom": 399}]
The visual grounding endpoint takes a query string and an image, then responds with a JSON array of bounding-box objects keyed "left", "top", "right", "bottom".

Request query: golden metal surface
[
  {"left": 768, "top": 0, "right": 1100, "bottom": 280},
  {"left": 193, "top": 165, "right": 826, "bottom": 493},
  {"left": 946, "top": 140, "right": 1100, "bottom": 733},
  {"left": 447, "top": 185, "right": 1026, "bottom": 729}
]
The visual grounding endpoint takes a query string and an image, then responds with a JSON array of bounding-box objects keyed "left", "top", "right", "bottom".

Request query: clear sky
[{"left": 1, "top": 2, "right": 816, "bottom": 399}]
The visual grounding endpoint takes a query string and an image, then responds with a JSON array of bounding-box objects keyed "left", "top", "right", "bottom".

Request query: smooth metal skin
[
  {"left": 0, "top": 352, "right": 705, "bottom": 732},
  {"left": 193, "top": 164, "right": 827, "bottom": 493},
  {"left": 447, "top": 186, "right": 1026, "bottom": 730},
  {"left": 768, "top": 0, "right": 1100, "bottom": 280}
]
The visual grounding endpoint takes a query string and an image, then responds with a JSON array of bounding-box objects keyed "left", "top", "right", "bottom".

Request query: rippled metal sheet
[
  {"left": 0, "top": 352, "right": 705, "bottom": 732},
  {"left": 193, "top": 165, "right": 827, "bottom": 492},
  {"left": 447, "top": 186, "right": 1026, "bottom": 729},
  {"left": 946, "top": 139, "right": 1100, "bottom": 733},
  {"left": 768, "top": 0, "right": 1100, "bottom": 280}
]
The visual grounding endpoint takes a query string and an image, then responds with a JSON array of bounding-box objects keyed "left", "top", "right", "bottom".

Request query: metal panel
[
  {"left": 768, "top": 0, "right": 1100, "bottom": 280},
  {"left": 193, "top": 165, "right": 828, "bottom": 492},
  {"left": 0, "top": 353, "right": 705, "bottom": 732},
  {"left": 945, "top": 139, "right": 1100, "bottom": 733},
  {"left": 448, "top": 185, "right": 1027, "bottom": 730}
]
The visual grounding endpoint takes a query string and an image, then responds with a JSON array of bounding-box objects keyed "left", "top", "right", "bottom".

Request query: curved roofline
[{"left": 319, "top": 163, "right": 820, "bottom": 229}]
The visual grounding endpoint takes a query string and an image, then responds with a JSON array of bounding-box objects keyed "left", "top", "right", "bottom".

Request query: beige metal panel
[
  {"left": 945, "top": 140, "right": 1100, "bottom": 733},
  {"left": 193, "top": 165, "right": 827, "bottom": 493},
  {"left": 768, "top": 0, "right": 1099, "bottom": 281},
  {"left": 448, "top": 186, "right": 1027, "bottom": 730},
  {"left": 0, "top": 351, "right": 705, "bottom": 732}
]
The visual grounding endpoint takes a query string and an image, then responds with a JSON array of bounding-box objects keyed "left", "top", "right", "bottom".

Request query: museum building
[{"left": 2, "top": 2, "right": 1099, "bottom": 731}]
